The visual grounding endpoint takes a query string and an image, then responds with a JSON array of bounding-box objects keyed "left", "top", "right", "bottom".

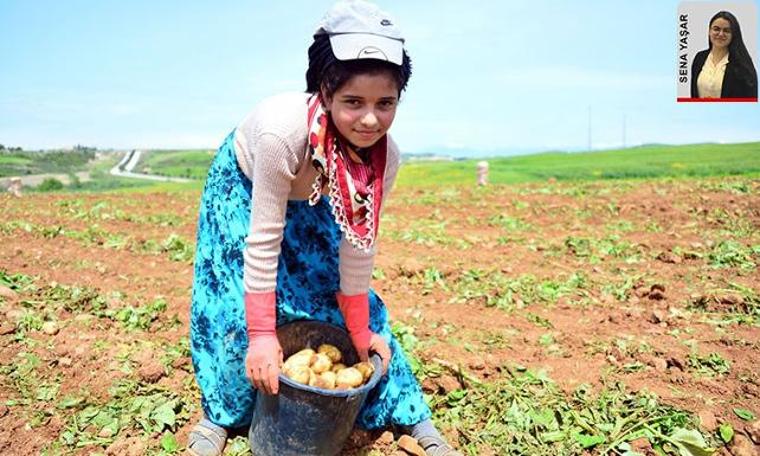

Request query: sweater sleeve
[
  {"left": 243, "top": 132, "right": 299, "bottom": 293},
  {"left": 338, "top": 137, "right": 401, "bottom": 295}
]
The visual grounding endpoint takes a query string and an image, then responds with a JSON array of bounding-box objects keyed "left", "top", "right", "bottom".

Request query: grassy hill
[
  {"left": 20, "top": 141, "right": 760, "bottom": 193},
  {"left": 395, "top": 142, "right": 760, "bottom": 187},
  {"left": 0, "top": 149, "right": 97, "bottom": 177},
  {"left": 134, "top": 150, "right": 215, "bottom": 179},
  {"left": 128, "top": 141, "right": 760, "bottom": 188}
]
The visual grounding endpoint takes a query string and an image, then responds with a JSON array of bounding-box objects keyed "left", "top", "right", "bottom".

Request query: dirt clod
[
  {"left": 422, "top": 375, "right": 461, "bottom": 395},
  {"left": 0, "top": 285, "right": 17, "bottom": 300},
  {"left": 652, "top": 357, "right": 668, "bottom": 372},
  {"left": 41, "top": 321, "right": 59, "bottom": 335},
  {"left": 697, "top": 409, "right": 718, "bottom": 432},
  {"left": 656, "top": 251, "right": 682, "bottom": 264},
  {"left": 746, "top": 420, "right": 760, "bottom": 445},
  {"left": 649, "top": 310, "right": 668, "bottom": 324},
  {"left": 667, "top": 357, "right": 685, "bottom": 371},
  {"left": 5, "top": 309, "right": 24, "bottom": 322},
  {"left": 727, "top": 434, "right": 756, "bottom": 456},
  {"left": 648, "top": 285, "right": 666, "bottom": 300},
  {"left": 137, "top": 362, "right": 165, "bottom": 384},
  {"left": 105, "top": 437, "right": 146, "bottom": 456},
  {"left": 629, "top": 437, "right": 656, "bottom": 455}
]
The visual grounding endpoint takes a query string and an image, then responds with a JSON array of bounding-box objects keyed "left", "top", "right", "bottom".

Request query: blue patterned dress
[{"left": 190, "top": 131, "right": 431, "bottom": 429}]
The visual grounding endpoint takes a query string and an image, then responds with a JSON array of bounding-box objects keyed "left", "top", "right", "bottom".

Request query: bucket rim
[{"left": 276, "top": 320, "right": 385, "bottom": 397}]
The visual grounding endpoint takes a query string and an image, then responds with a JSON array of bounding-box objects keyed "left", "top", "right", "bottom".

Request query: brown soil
[{"left": 0, "top": 177, "right": 758, "bottom": 455}]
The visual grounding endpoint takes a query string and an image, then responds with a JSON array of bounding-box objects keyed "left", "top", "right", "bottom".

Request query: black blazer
[{"left": 691, "top": 49, "right": 758, "bottom": 98}]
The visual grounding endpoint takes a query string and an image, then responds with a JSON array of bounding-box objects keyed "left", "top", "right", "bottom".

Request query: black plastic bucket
[{"left": 248, "top": 320, "right": 384, "bottom": 456}]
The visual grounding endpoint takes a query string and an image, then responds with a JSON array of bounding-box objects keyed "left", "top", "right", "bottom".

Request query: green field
[
  {"left": 0, "top": 149, "right": 98, "bottom": 178},
  {"left": 136, "top": 142, "right": 760, "bottom": 189},
  {"left": 135, "top": 150, "right": 216, "bottom": 180},
  {"left": 20, "top": 141, "right": 760, "bottom": 193},
  {"left": 396, "top": 142, "right": 760, "bottom": 187}
]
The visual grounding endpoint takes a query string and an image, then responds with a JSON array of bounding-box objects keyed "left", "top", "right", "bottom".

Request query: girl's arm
[{"left": 240, "top": 131, "right": 298, "bottom": 395}]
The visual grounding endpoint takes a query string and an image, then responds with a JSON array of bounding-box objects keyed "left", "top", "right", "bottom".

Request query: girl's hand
[
  {"left": 357, "top": 332, "right": 391, "bottom": 374},
  {"left": 245, "top": 335, "right": 283, "bottom": 395}
]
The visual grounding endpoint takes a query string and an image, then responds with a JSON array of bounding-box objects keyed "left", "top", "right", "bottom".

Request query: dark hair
[
  {"left": 708, "top": 11, "right": 757, "bottom": 89},
  {"left": 305, "top": 34, "right": 412, "bottom": 100}
]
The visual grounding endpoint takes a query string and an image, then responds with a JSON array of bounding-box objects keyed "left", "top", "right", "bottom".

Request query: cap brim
[{"left": 329, "top": 33, "right": 403, "bottom": 65}]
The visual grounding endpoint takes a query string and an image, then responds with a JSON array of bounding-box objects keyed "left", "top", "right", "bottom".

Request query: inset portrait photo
[{"left": 677, "top": 2, "right": 758, "bottom": 102}]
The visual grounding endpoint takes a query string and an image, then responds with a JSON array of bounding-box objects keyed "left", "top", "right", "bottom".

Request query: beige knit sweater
[{"left": 233, "top": 92, "right": 400, "bottom": 295}]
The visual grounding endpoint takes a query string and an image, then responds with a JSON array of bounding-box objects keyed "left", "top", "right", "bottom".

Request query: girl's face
[
  {"left": 323, "top": 72, "right": 399, "bottom": 148},
  {"left": 709, "top": 17, "right": 732, "bottom": 50}
]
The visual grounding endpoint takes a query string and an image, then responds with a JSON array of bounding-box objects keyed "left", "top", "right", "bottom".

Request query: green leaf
[
  {"left": 733, "top": 408, "right": 755, "bottom": 421},
  {"left": 572, "top": 432, "right": 605, "bottom": 449},
  {"left": 668, "top": 428, "right": 714, "bottom": 456},
  {"left": 160, "top": 432, "right": 180, "bottom": 453},
  {"left": 446, "top": 389, "right": 467, "bottom": 406},
  {"left": 541, "top": 430, "right": 565, "bottom": 443},
  {"left": 718, "top": 423, "right": 734, "bottom": 443},
  {"left": 151, "top": 401, "right": 177, "bottom": 430},
  {"left": 57, "top": 396, "right": 85, "bottom": 410}
]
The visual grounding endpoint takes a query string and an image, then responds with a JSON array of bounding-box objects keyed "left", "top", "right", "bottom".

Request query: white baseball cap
[{"left": 315, "top": 0, "right": 405, "bottom": 65}]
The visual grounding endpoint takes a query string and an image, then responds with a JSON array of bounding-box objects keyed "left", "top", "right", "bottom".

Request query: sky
[{"left": 1, "top": 0, "right": 759, "bottom": 155}]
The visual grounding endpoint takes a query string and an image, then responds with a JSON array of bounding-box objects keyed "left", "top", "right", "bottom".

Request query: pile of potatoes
[{"left": 282, "top": 344, "right": 374, "bottom": 390}]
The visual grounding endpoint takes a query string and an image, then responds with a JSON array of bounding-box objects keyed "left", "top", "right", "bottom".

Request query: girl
[{"left": 187, "top": 1, "right": 462, "bottom": 455}]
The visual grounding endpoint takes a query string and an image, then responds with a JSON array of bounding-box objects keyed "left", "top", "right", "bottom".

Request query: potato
[
  {"left": 310, "top": 353, "right": 333, "bottom": 374},
  {"left": 336, "top": 367, "right": 363, "bottom": 389},
  {"left": 353, "top": 361, "right": 375, "bottom": 382},
  {"left": 320, "top": 371, "right": 337, "bottom": 389},
  {"left": 309, "top": 370, "right": 337, "bottom": 389},
  {"left": 284, "top": 348, "right": 316, "bottom": 370},
  {"left": 308, "top": 368, "right": 317, "bottom": 386},
  {"left": 317, "top": 344, "right": 342, "bottom": 363},
  {"left": 283, "top": 364, "right": 310, "bottom": 384},
  {"left": 331, "top": 363, "right": 347, "bottom": 373}
]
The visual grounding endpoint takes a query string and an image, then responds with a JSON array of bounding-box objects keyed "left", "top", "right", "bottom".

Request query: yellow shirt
[{"left": 697, "top": 51, "right": 729, "bottom": 98}]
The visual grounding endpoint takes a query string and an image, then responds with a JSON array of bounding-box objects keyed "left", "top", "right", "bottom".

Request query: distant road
[{"left": 109, "top": 150, "right": 193, "bottom": 183}]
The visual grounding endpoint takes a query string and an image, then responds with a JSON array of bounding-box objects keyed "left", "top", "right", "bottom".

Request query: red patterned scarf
[{"left": 306, "top": 94, "right": 387, "bottom": 253}]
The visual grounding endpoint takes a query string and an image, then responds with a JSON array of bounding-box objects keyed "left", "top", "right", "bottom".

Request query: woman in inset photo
[{"left": 691, "top": 10, "right": 758, "bottom": 99}]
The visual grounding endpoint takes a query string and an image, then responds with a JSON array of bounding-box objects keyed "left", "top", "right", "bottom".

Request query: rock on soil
[{"left": 397, "top": 435, "right": 426, "bottom": 456}]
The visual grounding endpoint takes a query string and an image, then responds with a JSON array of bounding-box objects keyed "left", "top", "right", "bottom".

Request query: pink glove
[
  {"left": 336, "top": 291, "right": 372, "bottom": 358},
  {"left": 336, "top": 292, "right": 391, "bottom": 372},
  {"left": 244, "top": 291, "right": 283, "bottom": 395}
]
